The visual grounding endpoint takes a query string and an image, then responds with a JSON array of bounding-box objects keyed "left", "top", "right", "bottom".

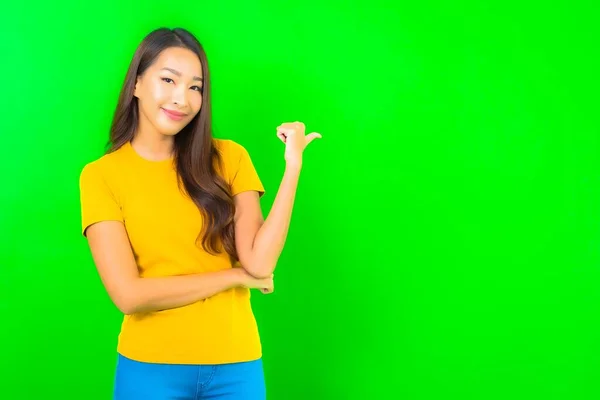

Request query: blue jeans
[{"left": 113, "top": 353, "right": 266, "bottom": 399}]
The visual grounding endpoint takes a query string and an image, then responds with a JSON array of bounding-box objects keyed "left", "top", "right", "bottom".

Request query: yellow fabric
[{"left": 79, "top": 139, "right": 265, "bottom": 364}]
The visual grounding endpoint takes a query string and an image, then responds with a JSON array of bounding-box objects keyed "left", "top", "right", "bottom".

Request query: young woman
[{"left": 79, "top": 27, "right": 321, "bottom": 399}]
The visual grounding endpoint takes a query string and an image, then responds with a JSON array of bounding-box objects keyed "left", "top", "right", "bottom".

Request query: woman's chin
[{"left": 156, "top": 120, "right": 187, "bottom": 136}]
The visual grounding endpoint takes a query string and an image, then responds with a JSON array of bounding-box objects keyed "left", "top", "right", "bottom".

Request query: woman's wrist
[{"left": 285, "top": 159, "right": 303, "bottom": 173}]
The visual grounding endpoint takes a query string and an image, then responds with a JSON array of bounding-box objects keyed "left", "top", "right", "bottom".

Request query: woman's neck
[{"left": 130, "top": 129, "right": 175, "bottom": 162}]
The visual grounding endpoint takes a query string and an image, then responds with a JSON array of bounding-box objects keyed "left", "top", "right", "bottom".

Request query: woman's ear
[{"left": 133, "top": 76, "right": 141, "bottom": 98}]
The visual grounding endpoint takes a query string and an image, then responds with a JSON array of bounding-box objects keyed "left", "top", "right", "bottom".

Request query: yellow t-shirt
[{"left": 79, "top": 139, "right": 265, "bottom": 365}]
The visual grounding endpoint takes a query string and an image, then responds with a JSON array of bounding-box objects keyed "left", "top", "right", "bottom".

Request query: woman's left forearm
[{"left": 246, "top": 163, "right": 302, "bottom": 278}]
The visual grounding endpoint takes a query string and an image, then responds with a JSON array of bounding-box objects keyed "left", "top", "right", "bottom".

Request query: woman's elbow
[
  {"left": 244, "top": 263, "right": 276, "bottom": 279},
  {"left": 114, "top": 298, "right": 134, "bottom": 315},
  {"left": 110, "top": 291, "right": 138, "bottom": 315},
  {"left": 250, "top": 271, "right": 273, "bottom": 279},
  {"left": 238, "top": 250, "right": 276, "bottom": 278}
]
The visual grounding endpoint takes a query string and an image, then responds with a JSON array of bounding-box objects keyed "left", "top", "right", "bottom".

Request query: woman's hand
[
  {"left": 276, "top": 121, "right": 321, "bottom": 168},
  {"left": 239, "top": 269, "right": 274, "bottom": 294}
]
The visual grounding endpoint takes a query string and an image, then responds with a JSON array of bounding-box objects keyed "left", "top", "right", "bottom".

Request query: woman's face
[{"left": 134, "top": 46, "right": 204, "bottom": 136}]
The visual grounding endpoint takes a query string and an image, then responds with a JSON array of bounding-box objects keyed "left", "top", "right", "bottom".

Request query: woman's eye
[
  {"left": 191, "top": 86, "right": 202, "bottom": 92},
  {"left": 161, "top": 77, "right": 174, "bottom": 84}
]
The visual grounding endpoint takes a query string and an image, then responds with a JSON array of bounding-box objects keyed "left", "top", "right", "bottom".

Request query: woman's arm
[
  {"left": 85, "top": 221, "right": 272, "bottom": 315},
  {"left": 235, "top": 122, "right": 321, "bottom": 278},
  {"left": 234, "top": 164, "right": 301, "bottom": 278}
]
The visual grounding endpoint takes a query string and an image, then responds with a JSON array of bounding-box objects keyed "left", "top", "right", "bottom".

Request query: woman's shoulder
[
  {"left": 213, "top": 138, "right": 253, "bottom": 164},
  {"left": 213, "top": 138, "right": 246, "bottom": 154},
  {"left": 79, "top": 146, "right": 128, "bottom": 182}
]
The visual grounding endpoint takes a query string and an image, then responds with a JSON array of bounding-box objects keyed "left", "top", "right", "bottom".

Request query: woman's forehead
[{"left": 153, "top": 47, "right": 203, "bottom": 78}]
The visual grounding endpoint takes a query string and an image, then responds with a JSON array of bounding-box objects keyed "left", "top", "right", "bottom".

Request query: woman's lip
[{"left": 162, "top": 108, "right": 187, "bottom": 120}]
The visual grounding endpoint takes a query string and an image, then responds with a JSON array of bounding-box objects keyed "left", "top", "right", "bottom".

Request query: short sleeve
[
  {"left": 229, "top": 143, "right": 265, "bottom": 197},
  {"left": 79, "top": 162, "right": 124, "bottom": 236}
]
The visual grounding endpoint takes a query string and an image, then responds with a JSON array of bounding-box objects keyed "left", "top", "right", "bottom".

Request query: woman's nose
[{"left": 172, "top": 86, "right": 188, "bottom": 107}]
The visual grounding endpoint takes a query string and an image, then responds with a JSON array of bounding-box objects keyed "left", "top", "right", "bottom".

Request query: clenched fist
[{"left": 276, "top": 121, "right": 321, "bottom": 167}]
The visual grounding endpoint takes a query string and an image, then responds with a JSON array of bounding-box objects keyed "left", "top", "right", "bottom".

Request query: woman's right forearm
[{"left": 122, "top": 268, "right": 244, "bottom": 315}]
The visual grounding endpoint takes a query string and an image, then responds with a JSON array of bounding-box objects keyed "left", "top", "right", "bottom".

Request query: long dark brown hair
[{"left": 107, "top": 27, "right": 238, "bottom": 261}]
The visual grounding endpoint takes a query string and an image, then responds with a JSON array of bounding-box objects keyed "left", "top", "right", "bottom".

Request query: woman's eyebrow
[{"left": 160, "top": 67, "right": 203, "bottom": 81}]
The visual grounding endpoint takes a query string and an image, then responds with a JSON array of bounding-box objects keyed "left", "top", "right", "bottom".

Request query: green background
[{"left": 1, "top": 0, "right": 599, "bottom": 399}]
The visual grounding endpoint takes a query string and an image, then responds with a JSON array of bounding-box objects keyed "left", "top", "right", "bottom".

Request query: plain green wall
[{"left": 1, "top": 1, "right": 599, "bottom": 399}]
